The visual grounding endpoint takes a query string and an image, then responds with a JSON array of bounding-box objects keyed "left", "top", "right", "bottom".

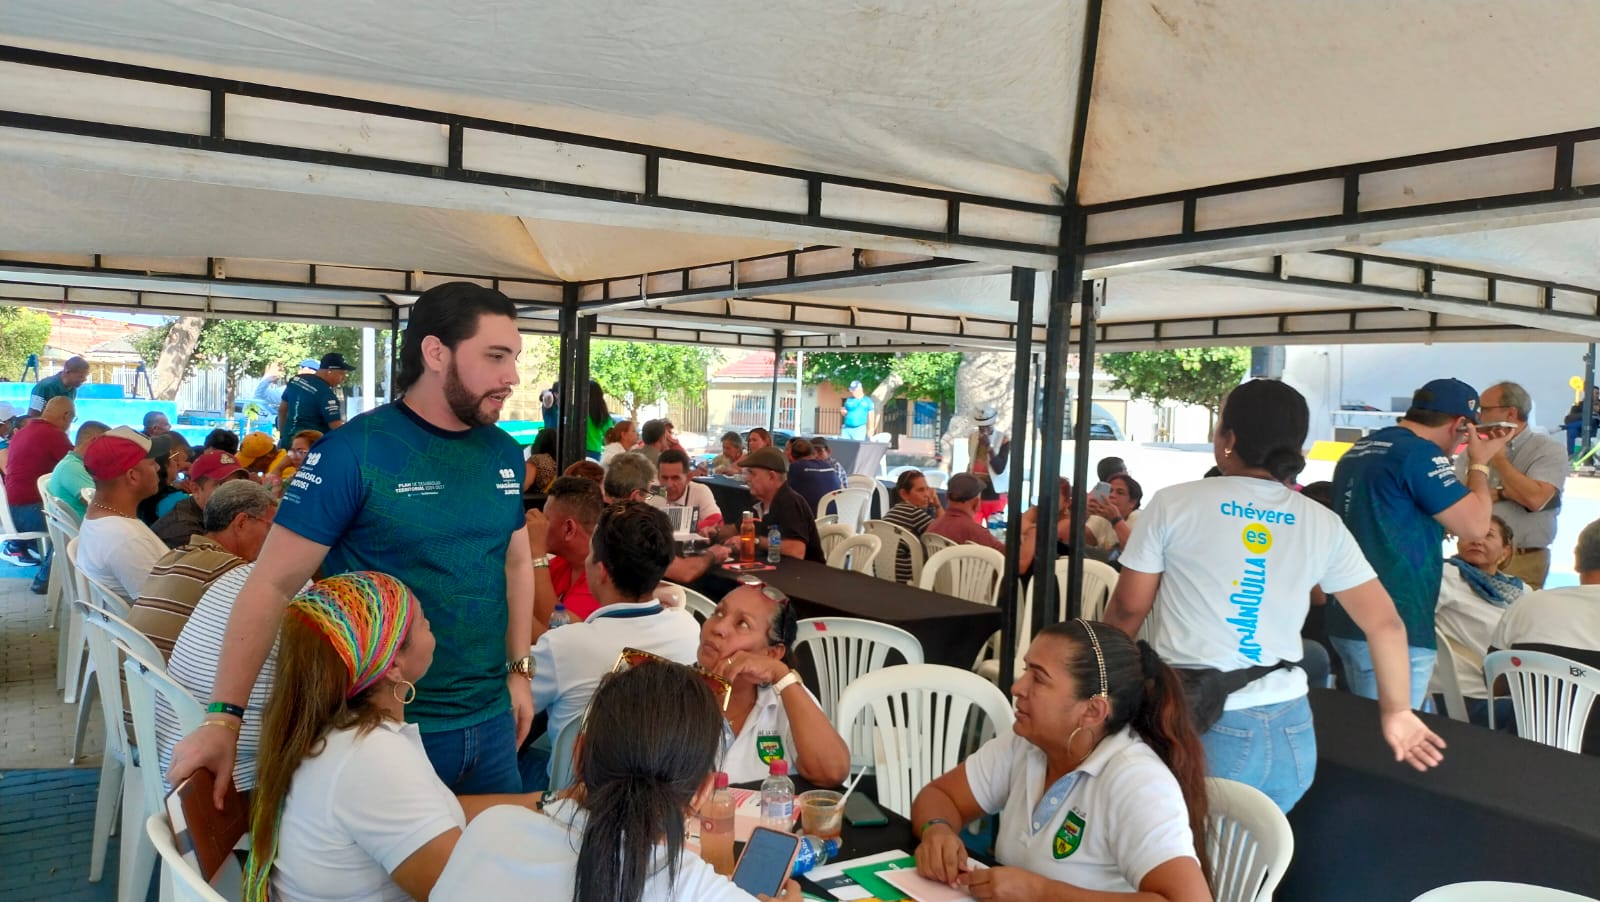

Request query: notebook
[{"left": 166, "top": 769, "right": 249, "bottom": 883}]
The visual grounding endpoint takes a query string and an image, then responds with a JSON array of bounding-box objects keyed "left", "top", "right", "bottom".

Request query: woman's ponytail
[
  {"left": 1131, "top": 641, "right": 1212, "bottom": 883},
  {"left": 574, "top": 778, "right": 688, "bottom": 902}
]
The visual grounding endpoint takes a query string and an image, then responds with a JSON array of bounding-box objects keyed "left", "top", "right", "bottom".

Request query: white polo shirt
[
  {"left": 271, "top": 720, "right": 465, "bottom": 902},
  {"left": 434, "top": 799, "right": 757, "bottom": 900},
  {"left": 1491, "top": 585, "right": 1600, "bottom": 653},
  {"left": 965, "top": 726, "right": 1195, "bottom": 893},
  {"left": 530, "top": 600, "right": 702, "bottom": 764},
  {"left": 1119, "top": 476, "right": 1376, "bottom": 710},
  {"left": 717, "top": 682, "right": 826, "bottom": 784},
  {"left": 649, "top": 481, "right": 721, "bottom": 527}
]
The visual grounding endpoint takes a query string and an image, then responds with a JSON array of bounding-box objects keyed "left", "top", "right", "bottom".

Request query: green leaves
[
  {"left": 801, "top": 352, "right": 959, "bottom": 404},
  {"left": 1100, "top": 347, "right": 1250, "bottom": 415},
  {"left": 0, "top": 306, "right": 52, "bottom": 382},
  {"left": 588, "top": 341, "right": 716, "bottom": 423}
]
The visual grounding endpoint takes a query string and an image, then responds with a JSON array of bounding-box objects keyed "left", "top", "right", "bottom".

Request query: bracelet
[
  {"left": 920, "top": 817, "right": 954, "bottom": 838},
  {"left": 206, "top": 701, "right": 245, "bottom": 719},
  {"left": 1469, "top": 463, "right": 1492, "bottom": 476},
  {"left": 532, "top": 554, "right": 551, "bottom": 570},
  {"left": 201, "top": 719, "right": 239, "bottom": 733},
  {"left": 771, "top": 670, "right": 803, "bottom": 694}
]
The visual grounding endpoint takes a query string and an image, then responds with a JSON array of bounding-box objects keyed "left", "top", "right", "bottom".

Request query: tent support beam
[
  {"left": 999, "top": 268, "right": 1036, "bottom": 690},
  {"left": 768, "top": 334, "right": 784, "bottom": 432},
  {"left": 557, "top": 284, "right": 593, "bottom": 470}
]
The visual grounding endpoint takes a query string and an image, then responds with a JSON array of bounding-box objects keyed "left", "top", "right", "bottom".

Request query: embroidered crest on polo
[
  {"left": 757, "top": 734, "right": 786, "bottom": 764},
  {"left": 1053, "top": 808, "right": 1086, "bottom": 859}
]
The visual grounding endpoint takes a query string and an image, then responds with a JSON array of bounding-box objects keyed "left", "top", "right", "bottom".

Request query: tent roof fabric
[{"left": 4, "top": 1, "right": 1600, "bottom": 346}]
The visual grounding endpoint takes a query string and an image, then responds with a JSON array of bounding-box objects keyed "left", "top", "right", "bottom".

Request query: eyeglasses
[
  {"left": 612, "top": 647, "right": 732, "bottom": 711},
  {"left": 735, "top": 576, "right": 789, "bottom": 606}
]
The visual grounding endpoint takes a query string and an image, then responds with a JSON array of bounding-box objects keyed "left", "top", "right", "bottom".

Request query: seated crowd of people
[{"left": 20, "top": 280, "right": 1598, "bottom": 902}]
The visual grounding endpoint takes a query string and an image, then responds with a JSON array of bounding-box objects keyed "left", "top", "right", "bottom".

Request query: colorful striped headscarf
[{"left": 287, "top": 571, "right": 417, "bottom": 698}]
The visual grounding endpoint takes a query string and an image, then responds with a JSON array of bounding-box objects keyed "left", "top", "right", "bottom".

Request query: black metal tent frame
[{"left": 9, "top": 3, "right": 1600, "bottom": 684}]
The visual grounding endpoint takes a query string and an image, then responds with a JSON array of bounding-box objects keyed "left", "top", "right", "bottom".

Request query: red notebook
[{"left": 165, "top": 769, "right": 249, "bottom": 884}]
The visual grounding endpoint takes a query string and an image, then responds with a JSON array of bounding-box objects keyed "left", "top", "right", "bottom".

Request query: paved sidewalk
[
  {"left": 0, "top": 768, "right": 119, "bottom": 901},
  {"left": 0, "top": 569, "right": 105, "bottom": 768}
]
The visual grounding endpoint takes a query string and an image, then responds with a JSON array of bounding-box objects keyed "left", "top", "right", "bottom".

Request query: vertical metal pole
[
  {"left": 360, "top": 327, "right": 375, "bottom": 415},
  {"left": 999, "top": 269, "right": 1036, "bottom": 690},
  {"left": 1064, "top": 274, "right": 1098, "bottom": 619},
  {"left": 1584, "top": 344, "right": 1596, "bottom": 456},
  {"left": 794, "top": 350, "right": 806, "bottom": 434},
  {"left": 769, "top": 333, "right": 784, "bottom": 431},
  {"left": 1034, "top": 247, "right": 1081, "bottom": 628},
  {"left": 387, "top": 304, "right": 401, "bottom": 402},
  {"left": 557, "top": 284, "right": 593, "bottom": 470}
]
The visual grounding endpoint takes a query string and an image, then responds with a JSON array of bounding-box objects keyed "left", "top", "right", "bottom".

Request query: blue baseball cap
[
  {"left": 297, "top": 359, "right": 320, "bottom": 372},
  {"left": 1411, "top": 378, "right": 1479, "bottom": 423},
  {"left": 849, "top": 380, "right": 863, "bottom": 391}
]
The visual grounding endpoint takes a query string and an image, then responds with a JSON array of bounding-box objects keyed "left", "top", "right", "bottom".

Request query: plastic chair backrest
[
  {"left": 1409, "top": 882, "right": 1600, "bottom": 902},
  {"left": 0, "top": 474, "right": 47, "bottom": 542},
  {"left": 122, "top": 645, "right": 204, "bottom": 815},
  {"left": 846, "top": 474, "right": 890, "bottom": 519},
  {"left": 862, "top": 519, "right": 924, "bottom": 584},
  {"left": 1205, "top": 777, "right": 1295, "bottom": 902},
  {"left": 832, "top": 664, "right": 1014, "bottom": 818},
  {"left": 81, "top": 486, "right": 96, "bottom": 507},
  {"left": 77, "top": 600, "right": 160, "bottom": 766},
  {"left": 922, "top": 470, "right": 949, "bottom": 489},
  {"left": 921, "top": 532, "right": 957, "bottom": 558},
  {"left": 1055, "top": 558, "right": 1120, "bottom": 621},
  {"left": 827, "top": 533, "right": 882, "bottom": 573},
  {"left": 548, "top": 713, "right": 585, "bottom": 793},
  {"left": 1483, "top": 649, "right": 1600, "bottom": 751},
  {"left": 80, "top": 561, "right": 134, "bottom": 619},
  {"left": 797, "top": 618, "right": 924, "bottom": 771},
  {"left": 818, "top": 522, "right": 854, "bottom": 560},
  {"left": 818, "top": 488, "right": 872, "bottom": 531},
  {"left": 815, "top": 513, "right": 840, "bottom": 527},
  {"left": 1431, "top": 628, "right": 1472, "bottom": 723},
  {"left": 145, "top": 813, "right": 232, "bottom": 902},
  {"left": 919, "top": 545, "right": 1005, "bottom": 606},
  {"left": 664, "top": 581, "right": 717, "bottom": 623}
]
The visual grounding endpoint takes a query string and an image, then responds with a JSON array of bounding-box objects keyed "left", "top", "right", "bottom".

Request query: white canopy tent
[{"left": 7, "top": 0, "right": 1600, "bottom": 671}]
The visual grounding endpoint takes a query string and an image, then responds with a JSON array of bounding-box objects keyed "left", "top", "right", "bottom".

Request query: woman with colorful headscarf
[{"left": 244, "top": 571, "right": 535, "bottom": 902}]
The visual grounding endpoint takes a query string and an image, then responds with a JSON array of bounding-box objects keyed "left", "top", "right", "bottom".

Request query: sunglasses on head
[
  {"left": 612, "top": 647, "right": 733, "bottom": 712},
  {"left": 736, "top": 576, "right": 789, "bottom": 606}
]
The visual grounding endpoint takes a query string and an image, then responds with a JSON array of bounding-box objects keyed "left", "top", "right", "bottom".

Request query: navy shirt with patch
[
  {"left": 1326, "top": 425, "right": 1469, "bottom": 650},
  {"left": 280, "top": 374, "right": 343, "bottom": 446},
  {"left": 274, "top": 401, "right": 525, "bottom": 731}
]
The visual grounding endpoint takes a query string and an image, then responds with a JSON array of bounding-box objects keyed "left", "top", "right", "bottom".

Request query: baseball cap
[
  {"left": 947, "top": 472, "right": 985, "bottom": 503},
  {"left": 319, "top": 352, "right": 352, "bottom": 371},
  {"left": 737, "top": 446, "right": 789, "bottom": 475},
  {"left": 1411, "top": 378, "right": 1480, "bottom": 423},
  {"left": 0, "top": 401, "right": 15, "bottom": 422},
  {"left": 190, "top": 450, "right": 249, "bottom": 484},
  {"left": 84, "top": 427, "right": 156, "bottom": 481},
  {"left": 849, "top": 380, "right": 863, "bottom": 391},
  {"left": 297, "top": 358, "right": 320, "bottom": 372},
  {"left": 236, "top": 432, "right": 277, "bottom": 469}
]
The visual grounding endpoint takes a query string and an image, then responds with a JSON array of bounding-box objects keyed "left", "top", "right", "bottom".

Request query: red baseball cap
[
  {"left": 84, "top": 427, "right": 156, "bottom": 481},
  {"left": 190, "top": 450, "right": 249, "bottom": 484}
]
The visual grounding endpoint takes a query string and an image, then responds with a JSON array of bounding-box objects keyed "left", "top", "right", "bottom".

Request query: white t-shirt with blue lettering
[{"left": 1119, "top": 476, "right": 1376, "bottom": 710}]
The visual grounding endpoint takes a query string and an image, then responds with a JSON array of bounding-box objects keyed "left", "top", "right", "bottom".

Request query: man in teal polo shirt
[
  {"left": 278, "top": 352, "right": 350, "bottom": 447},
  {"left": 28, "top": 356, "right": 90, "bottom": 416},
  {"left": 168, "top": 282, "right": 536, "bottom": 799}
]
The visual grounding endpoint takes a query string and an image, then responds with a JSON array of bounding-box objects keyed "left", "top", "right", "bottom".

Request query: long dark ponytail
[
  {"left": 572, "top": 660, "right": 723, "bottom": 902},
  {"left": 1045, "top": 620, "right": 1212, "bottom": 882}
]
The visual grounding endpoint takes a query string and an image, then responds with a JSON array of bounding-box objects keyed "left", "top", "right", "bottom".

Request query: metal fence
[
  {"left": 666, "top": 389, "right": 708, "bottom": 434},
  {"left": 814, "top": 406, "right": 842, "bottom": 435}
]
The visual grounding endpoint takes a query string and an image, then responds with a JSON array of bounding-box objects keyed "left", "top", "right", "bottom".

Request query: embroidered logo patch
[
  {"left": 1053, "top": 808, "right": 1086, "bottom": 859},
  {"left": 756, "top": 734, "right": 786, "bottom": 764}
]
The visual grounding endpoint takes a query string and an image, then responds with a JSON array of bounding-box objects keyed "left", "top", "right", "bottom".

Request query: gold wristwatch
[{"left": 507, "top": 655, "right": 535, "bottom": 679}]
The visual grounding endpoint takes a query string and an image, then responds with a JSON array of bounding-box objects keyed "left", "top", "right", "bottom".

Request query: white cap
[{"left": 0, "top": 401, "right": 15, "bottom": 421}]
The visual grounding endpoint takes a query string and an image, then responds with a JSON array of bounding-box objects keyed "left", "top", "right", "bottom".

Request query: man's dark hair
[
  {"left": 590, "top": 501, "right": 674, "bottom": 598},
  {"left": 395, "top": 282, "right": 518, "bottom": 396},
  {"left": 810, "top": 436, "right": 831, "bottom": 453},
  {"left": 1404, "top": 407, "right": 1456, "bottom": 428},
  {"left": 546, "top": 475, "right": 604, "bottom": 529},
  {"left": 202, "top": 428, "right": 240, "bottom": 455},
  {"left": 657, "top": 448, "right": 691, "bottom": 471},
  {"left": 720, "top": 430, "right": 743, "bottom": 448},
  {"left": 788, "top": 437, "right": 813, "bottom": 459},
  {"left": 641, "top": 419, "right": 667, "bottom": 445},
  {"left": 1110, "top": 473, "right": 1144, "bottom": 509},
  {"left": 1096, "top": 456, "right": 1126, "bottom": 482}
]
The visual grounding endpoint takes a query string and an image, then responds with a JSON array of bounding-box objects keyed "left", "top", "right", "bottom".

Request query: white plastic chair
[
  {"left": 72, "top": 547, "right": 137, "bottom": 764},
  {"left": 548, "top": 713, "right": 585, "bottom": 793},
  {"left": 1483, "top": 649, "right": 1600, "bottom": 752},
  {"left": 123, "top": 645, "right": 207, "bottom": 900},
  {"left": 920, "top": 544, "right": 1005, "bottom": 606},
  {"left": 48, "top": 507, "right": 84, "bottom": 698},
  {"left": 815, "top": 513, "right": 840, "bottom": 528},
  {"left": 662, "top": 581, "right": 717, "bottom": 623},
  {"left": 34, "top": 474, "right": 66, "bottom": 611},
  {"left": 818, "top": 522, "right": 854, "bottom": 561},
  {"left": 922, "top": 470, "right": 949, "bottom": 490},
  {"left": 146, "top": 813, "right": 234, "bottom": 902},
  {"left": 1411, "top": 883, "right": 1599, "bottom": 902},
  {"left": 78, "top": 600, "right": 163, "bottom": 901},
  {"left": 861, "top": 519, "right": 924, "bottom": 585},
  {"left": 1205, "top": 777, "right": 1294, "bottom": 902},
  {"left": 921, "top": 531, "right": 957, "bottom": 558},
  {"left": 795, "top": 618, "right": 924, "bottom": 772},
  {"left": 0, "top": 473, "right": 48, "bottom": 558},
  {"left": 1058, "top": 557, "right": 1120, "bottom": 621},
  {"left": 827, "top": 533, "right": 882, "bottom": 574},
  {"left": 818, "top": 488, "right": 872, "bottom": 532},
  {"left": 1431, "top": 628, "right": 1472, "bottom": 723},
  {"left": 832, "top": 664, "right": 1014, "bottom": 818},
  {"left": 846, "top": 474, "right": 890, "bottom": 520}
]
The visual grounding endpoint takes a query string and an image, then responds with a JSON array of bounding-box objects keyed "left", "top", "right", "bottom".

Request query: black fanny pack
[{"left": 1175, "top": 660, "right": 1299, "bottom": 732}]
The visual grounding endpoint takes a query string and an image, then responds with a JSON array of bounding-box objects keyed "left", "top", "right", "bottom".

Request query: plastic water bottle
[
  {"left": 699, "top": 772, "right": 736, "bottom": 876},
  {"left": 759, "top": 760, "right": 795, "bottom": 831},
  {"left": 791, "top": 835, "right": 840, "bottom": 876},
  {"left": 767, "top": 526, "right": 782, "bottom": 564},
  {"left": 548, "top": 602, "right": 570, "bottom": 629}
]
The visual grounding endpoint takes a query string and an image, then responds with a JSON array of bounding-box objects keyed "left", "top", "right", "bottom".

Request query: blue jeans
[
  {"left": 9, "top": 503, "right": 49, "bottom": 591},
  {"left": 1202, "top": 696, "right": 1317, "bottom": 813},
  {"left": 1330, "top": 637, "right": 1436, "bottom": 711},
  {"left": 418, "top": 710, "right": 521, "bottom": 795}
]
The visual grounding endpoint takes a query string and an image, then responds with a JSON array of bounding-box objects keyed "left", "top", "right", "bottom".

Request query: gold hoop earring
[
  {"left": 393, "top": 679, "right": 417, "bottom": 705},
  {"left": 1067, "top": 726, "right": 1087, "bottom": 758}
]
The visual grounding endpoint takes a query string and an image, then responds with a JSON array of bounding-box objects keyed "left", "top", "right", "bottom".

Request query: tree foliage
[
  {"left": 801, "top": 352, "right": 960, "bottom": 405},
  {"left": 588, "top": 341, "right": 715, "bottom": 424},
  {"left": 0, "top": 306, "right": 53, "bottom": 382},
  {"left": 1100, "top": 347, "right": 1250, "bottom": 426}
]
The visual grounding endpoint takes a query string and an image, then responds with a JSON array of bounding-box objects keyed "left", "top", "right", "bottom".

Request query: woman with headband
[
  {"left": 911, "top": 621, "right": 1212, "bottom": 902},
  {"left": 245, "top": 572, "right": 539, "bottom": 902}
]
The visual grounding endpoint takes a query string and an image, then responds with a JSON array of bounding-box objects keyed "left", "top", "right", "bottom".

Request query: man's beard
[{"left": 444, "top": 361, "right": 501, "bottom": 427}]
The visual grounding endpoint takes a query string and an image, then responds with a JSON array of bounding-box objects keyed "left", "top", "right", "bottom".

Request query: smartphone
[
  {"left": 843, "top": 792, "right": 889, "bottom": 827},
  {"left": 731, "top": 826, "right": 801, "bottom": 898},
  {"left": 1090, "top": 480, "right": 1111, "bottom": 501},
  {"left": 1478, "top": 421, "right": 1517, "bottom": 432}
]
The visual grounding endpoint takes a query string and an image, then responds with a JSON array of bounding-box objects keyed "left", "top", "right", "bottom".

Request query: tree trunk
[
  {"left": 869, "top": 371, "right": 905, "bottom": 435},
  {"left": 150, "top": 316, "right": 205, "bottom": 400},
  {"left": 940, "top": 351, "right": 1017, "bottom": 471},
  {"left": 223, "top": 369, "right": 240, "bottom": 421}
]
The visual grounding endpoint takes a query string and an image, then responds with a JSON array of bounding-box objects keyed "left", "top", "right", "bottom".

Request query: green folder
[{"left": 841, "top": 854, "right": 919, "bottom": 901}]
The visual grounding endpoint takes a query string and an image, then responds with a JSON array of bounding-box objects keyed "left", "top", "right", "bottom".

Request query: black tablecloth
[
  {"left": 1280, "top": 689, "right": 1600, "bottom": 901},
  {"left": 702, "top": 557, "right": 1001, "bottom": 670},
  {"left": 697, "top": 475, "right": 755, "bottom": 526}
]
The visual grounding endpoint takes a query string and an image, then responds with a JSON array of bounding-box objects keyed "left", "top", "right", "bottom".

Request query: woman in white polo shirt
[
  {"left": 911, "top": 621, "right": 1211, "bottom": 900},
  {"left": 1104, "top": 379, "right": 1446, "bottom": 812},
  {"left": 697, "top": 582, "right": 851, "bottom": 786}
]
